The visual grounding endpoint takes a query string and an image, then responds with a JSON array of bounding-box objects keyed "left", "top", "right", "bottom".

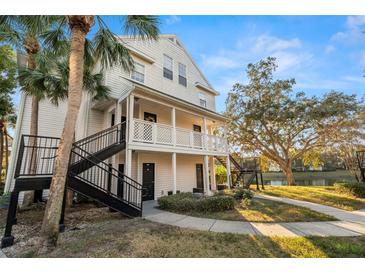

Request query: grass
[
  {"left": 161, "top": 197, "right": 337, "bottom": 222},
  {"left": 258, "top": 186, "right": 365, "bottom": 211},
  {"left": 0, "top": 192, "right": 10, "bottom": 208},
  {"left": 0, "top": 206, "right": 364, "bottom": 258},
  {"left": 1, "top": 204, "right": 365, "bottom": 258}
]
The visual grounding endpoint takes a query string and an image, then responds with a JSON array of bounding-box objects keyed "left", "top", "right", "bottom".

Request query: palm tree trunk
[
  {"left": 0, "top": 123, "right": 4, "bottom": 185},
  {"left": 23, "top": 43, "right": 40, "bottom": 206},
  {"left": 4, "top": 128, "right": 9, "bottom": 180},
  {"left": 39, "top": 16, "right": 94, "bottom": 250}
]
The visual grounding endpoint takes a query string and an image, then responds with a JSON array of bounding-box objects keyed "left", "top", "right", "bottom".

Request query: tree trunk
[
  {"left": 4, "top": 128, "right": 9, "bottom": 181},
  {"left": 0, "top": 123, "right": 4, "bottom": 185},
  {"left": 39, "top": 16, "right": 93, "bottom": 251},
  {"left": 282, "top": 164, "right": 295, "bottom": 186},
  {"left": 66, "top": 190, "right": 74, "bottom": 208},
  {"left": 22, "top": 41, "right": 40, "bottom": 207}
]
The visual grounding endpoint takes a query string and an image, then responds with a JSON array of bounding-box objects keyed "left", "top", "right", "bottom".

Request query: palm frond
[
  {"left": 124, "top": 16, "right": 159, "bottom": 40},
  {"left": 92, "top": 26, "right": 134, "bottom": 71}
]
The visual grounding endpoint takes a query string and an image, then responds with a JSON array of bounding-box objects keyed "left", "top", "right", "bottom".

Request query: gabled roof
[{"left": 118, "top": 34, "right": 219, "bottom": 96}]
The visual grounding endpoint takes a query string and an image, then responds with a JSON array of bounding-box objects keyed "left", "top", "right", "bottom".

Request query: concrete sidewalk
[
  {"left": 142, "top": 197, "right": 365, "bottom": 237},
  {"left": 0, "top": 249, "right": 7, "bottom": 258}
]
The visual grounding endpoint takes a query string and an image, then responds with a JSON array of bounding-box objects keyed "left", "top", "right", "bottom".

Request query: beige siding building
[{"left": 5, "top": 34, "right": 230, "bottom": 201}]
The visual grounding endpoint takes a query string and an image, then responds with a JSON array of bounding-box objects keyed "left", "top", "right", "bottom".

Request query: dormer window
[
  {"left": 178, "top": 63, "right": 187, "bottom": 87},
  {"left": 163, "top": 54, "right": 173, "bottom": 80},
  {"left": 199, "top": 93, "right": 207, "bottom": 108},
  {"left": 131, "top": 62, "right": 145, "bottom": 83}
]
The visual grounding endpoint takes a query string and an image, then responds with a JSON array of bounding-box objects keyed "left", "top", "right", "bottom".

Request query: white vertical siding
[{"left": 176, "top": 154, "right": 204, "bottom": 193}]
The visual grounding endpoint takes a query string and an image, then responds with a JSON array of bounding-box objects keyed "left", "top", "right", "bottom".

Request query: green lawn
[
  {"left": 162, "top": 197, "right": 336, "bottom": 222},
  {"left": 1, "top": 204, "right": 365, "bottom": 258},
  {"left": 258, "top": 186, "right": 365, "bottom": 211}
]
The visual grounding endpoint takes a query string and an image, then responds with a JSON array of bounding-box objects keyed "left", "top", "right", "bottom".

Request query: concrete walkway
[
  {"left": 142, "top": 195, "right": 365, "bottom": 237},
  {"left": 0, "top": 249, "right": 7, "bottom": 258}
]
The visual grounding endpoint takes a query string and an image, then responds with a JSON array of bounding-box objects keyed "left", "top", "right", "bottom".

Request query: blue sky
[
  {"left": 102, "top": 15, "right": 365, "bottom": 112},
  {"left": 12, "top": 15, "right": 365, "bottom": 114}
]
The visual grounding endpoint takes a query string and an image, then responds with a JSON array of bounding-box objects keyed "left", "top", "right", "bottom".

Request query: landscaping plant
[{"left": 334, "top": 181, "right": 365, "bottom": 198}]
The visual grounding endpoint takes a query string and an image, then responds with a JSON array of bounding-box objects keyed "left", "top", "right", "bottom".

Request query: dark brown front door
[
  {"left": 144, "top": 112, "right": 157, "bottom": 123},
  {"left": 193, "top": 124, "right": 201, "bottom": 132},
  {"left": 142, "top": 163, "right": 155, "bottom": 201},
  {"left": 117, "top": 164, "right": 124, "bottom": 198},
  {"left": 196, "top": 164, "right": 204, "bottom": 190},
  {"left": 111, "top": 114, "right": 126, "bottom": 126}
]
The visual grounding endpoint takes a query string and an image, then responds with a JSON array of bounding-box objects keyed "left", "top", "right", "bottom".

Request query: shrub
[
  {"left": 217, "top": 184, "right": 227, "bottom": 191},
  {"left": 232, "top": 188, "right": 254, "bottom": 201},
  {"left": 334, "top": 182, "right": 365, "bottom": 198},
  {"left": 157, "top": 192, "right": 235, "bottom": 212}
]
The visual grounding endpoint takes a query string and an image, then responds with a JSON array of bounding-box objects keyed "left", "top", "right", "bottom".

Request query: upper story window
[
  {"left": 199, "top": 93, "right": 207, "bottom": 108},
  {"left": 163, "top": 54, "right": 173, "bottom": 80},
  {"left": 131, "top": 62, "right": 145, "bottom": 83},
  {"left": 178, "top": 63, "right": 187, "bottom": 87}
]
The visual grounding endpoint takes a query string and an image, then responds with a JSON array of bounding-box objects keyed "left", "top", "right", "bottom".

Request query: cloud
[
  {"left": 165, "top": 16, "right": 181, "bottom": 25},
  {"left": 346, "top": 16, "right": 365, "bottom": 29},
  {"left": 331, "top": 16, "right": 365, "bottom": 43},
  {"left": 201, "top": 34, "right": 308, "bottom": 76},
  {"left": 359, "top": 51, "right": 365, "bottom": 67},
  {"left": 273, "top": 51, "right": 313, "bottom": 73},
  {"left": 252, "top": 35, "right": 301, "bottom": 53},
  {"left": 201, "top": 55, "right": 241, "bottom": 69},
  {"left": 324, "top": 45, "right": 335, "bottom": 54}
]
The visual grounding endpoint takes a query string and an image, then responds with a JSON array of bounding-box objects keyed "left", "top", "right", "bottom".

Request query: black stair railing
[
  {"left": 14, "top": 135, "right": 60, "bottom": 178},
  {"left": 69, "top": 145, "right": 143, "bottom": 211},
  {"left": 73, "top": 122, "right": 126, "bottom": 157}
]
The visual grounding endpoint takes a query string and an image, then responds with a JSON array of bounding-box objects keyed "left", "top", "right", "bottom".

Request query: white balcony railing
[{"left": 132, "top": 118, "right": 228, "bottom": 153}]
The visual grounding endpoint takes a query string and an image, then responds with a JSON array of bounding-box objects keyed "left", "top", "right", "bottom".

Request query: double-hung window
[
  {"left": 199, "top": 93, "right": 207, "bottom": 108},
  {"left": 178, "top": 63, "right": 187, "bottom": 87},
  {"left": 163, "top": 54, "right": 173, "bottom": 80},
  {"left": 131, "top": 62, "right": 145, "bottom": 83}
]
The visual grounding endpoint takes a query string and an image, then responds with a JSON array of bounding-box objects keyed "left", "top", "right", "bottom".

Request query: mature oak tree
[{"left": 225, "top": 57, "right": 360, "bottom": 185}]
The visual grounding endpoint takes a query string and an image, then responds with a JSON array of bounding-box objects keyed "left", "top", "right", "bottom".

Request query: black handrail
[
  {"left": 70, "top": 146, "right": 142, "bottom": 210},
  {"left": 14, "top": 135, "right": 60, "bottom": 178},
  {"left": 73, "top": 122, "right": 126, "bottom": 156},
  {"left": 71, "top": 144, "right": 142, "bottom": 189}
]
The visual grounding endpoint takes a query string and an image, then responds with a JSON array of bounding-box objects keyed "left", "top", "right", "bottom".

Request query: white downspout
[{"left": 4, "top": 92, "right": 26, "bottom": 193}]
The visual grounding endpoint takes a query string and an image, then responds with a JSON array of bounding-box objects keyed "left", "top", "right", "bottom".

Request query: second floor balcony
[{"left": 131, "top": 118, "right": 228, "bottom": 154}]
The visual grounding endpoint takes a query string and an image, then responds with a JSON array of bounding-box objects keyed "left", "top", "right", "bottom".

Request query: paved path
[
  {"left": 142, "top": 195, "right": 365, "bottom": 237},
  {"left": 0, "top": 249, "right": 7, "bottom": 258}
]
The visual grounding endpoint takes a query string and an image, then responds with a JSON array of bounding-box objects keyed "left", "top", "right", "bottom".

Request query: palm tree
[
  {"left": 39, "top": 16, "right": 159, "bottom": 250},
  {"left": 0, "top": 44, "right": 16, "bottom": 191},
  {"left": 0, "top": 16, "right": 64, "bottom": 204},
  {"left": 0, "top": 93, "right": 16, "bottom": 188},
  {"left": 18, "top": 50, "right": 111, "bottom": 204}
]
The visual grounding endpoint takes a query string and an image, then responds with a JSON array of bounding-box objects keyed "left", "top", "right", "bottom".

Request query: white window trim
[
  {"left": 163, "top": 54, "right": 173, "bottom": 71},
  {"left": 199, "top": 92, "right": 207, "bottom": 107},
  {"left": 178, "top": 62, "right": 187, "bottom": 87},
  {"left": 131, "top": 62, "right": 145, "bottom": 83},
  {"left": 178, "top": 62, "right": 187, "bottom": 78}
]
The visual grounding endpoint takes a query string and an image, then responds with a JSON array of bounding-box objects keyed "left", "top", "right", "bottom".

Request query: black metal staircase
[
  {"left": 215, "top": 155, "right": 264, "bottom": 189},
  {"left": 1, "top": 121, "right": 143, "bottom": 248}
]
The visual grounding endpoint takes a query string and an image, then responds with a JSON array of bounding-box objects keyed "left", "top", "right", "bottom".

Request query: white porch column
[
  {"left": 210, "top": 156, "right": 216, "bottom": 191},
  {"left": 113, "top": 100, "right": 122, "bottom": 169},
  {"left": 171, "top": 107, "right": 176, "bottom": 146},
  {"left": 172, "top": 152, "right": 177, "bottom": 194},
  {"left": 203, "top": 116, "right": 207, "bottom": 150},
  {"left": 126, "top": 149, "right": 132, "bottom": 177},
  {"left": 226, "top": 155, "right": 231, "bottom": 190},
  {"left": 128, "top": 94, "right": 135, "bottom": 142},
  {"left": 203, "top": 155, "right": 211, "bottom": 195}
]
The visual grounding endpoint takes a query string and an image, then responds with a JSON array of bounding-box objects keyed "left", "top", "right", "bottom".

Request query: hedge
[
  {"left": 334, "top": 181, "right": 365, "bottom": 198},
  {"left": 158, "top": 192, "right": 235, "bottom": 212}
]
